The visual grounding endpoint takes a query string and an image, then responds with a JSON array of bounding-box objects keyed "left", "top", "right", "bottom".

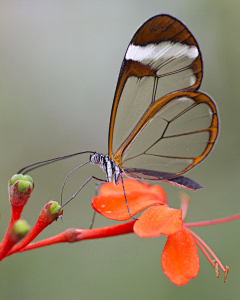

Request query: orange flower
[
  {"left": 92, "top": 179, "right": 168, "bottom": 221},
  {"left": 92, "top": 179, "right": 229, "bottom": 286}
]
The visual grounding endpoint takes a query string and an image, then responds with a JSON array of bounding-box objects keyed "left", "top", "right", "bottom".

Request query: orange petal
[
  {"left": 99, "top": 179, "right": 150, "bottom": 195},
  {"left": 91, "top": 191, "right": 165, "bottom": 221},
  {"left": 99, "top": 179, "right": 167, "bottom": 203},
  {"left": 148, "top": 185, "right": 167, "bottom": 203},
  {"left": 161, "top": 228, "right": 199, "bottom": 286},
  {"left": 134, "top": 205, "right": 183, "bottom": 237}
]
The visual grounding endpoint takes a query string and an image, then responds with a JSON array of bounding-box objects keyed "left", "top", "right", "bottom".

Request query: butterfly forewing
[
  {"left": 108, "top": 14, "right": 203, "bottom": 159},
  {"left": 108, "top": 15, "right": 219, "bottom": 185}
]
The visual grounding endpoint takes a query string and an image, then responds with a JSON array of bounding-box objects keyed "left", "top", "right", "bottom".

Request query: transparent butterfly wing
[
  {"left": 108, "top": 15, "right": 219, "bottom": 188},
  {"left": 108, "top": 14, "right": 203, "bottom": 158},
  {"left": 119, "top": 91, "right": 218, "bottom": 181}
]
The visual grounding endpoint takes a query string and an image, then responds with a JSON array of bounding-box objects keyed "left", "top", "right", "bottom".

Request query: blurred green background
[{"left": 1, "top": 1, "right": 240, "bottom": 299}]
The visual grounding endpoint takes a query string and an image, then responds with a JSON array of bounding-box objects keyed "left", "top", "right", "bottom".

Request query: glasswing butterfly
[{"left": 19, "top": 14, "right": 219, "bottom": 210}]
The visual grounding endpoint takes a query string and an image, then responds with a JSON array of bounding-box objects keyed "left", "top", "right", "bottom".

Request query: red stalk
[
  {"left": 6, "top": 201, "right": 62, "bottom": 256},
  {"left": 17, "top": 221, "right": 136, "bottom": 252}
]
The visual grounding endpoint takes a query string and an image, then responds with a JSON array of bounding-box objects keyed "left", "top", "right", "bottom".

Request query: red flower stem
[
  {"left": 186, "top": 228, "right": 226, "bottom": 272},
  {"left": 17, "top": 229, "right": 83, "bottom": 251},
  {"left": 184, "top": 213, "right": 240, "bottom": 228},
  {"left": 0, "top": 206, "right": 24, "bottom": 250},
  {"left": 6, "top": 220, "right": 49, "bottom": 256},
  {"left": 79, "top": 220, "right": 135, "bottom": 240},
  {"left": 9, "top": 206, "right": 24, "bottom": 223},
  {"left": 1, "top": 181, "right": 33, "bottom": 250},
  {"left": 0, "top": 235, "right": 18, "bottom": 261},
  {"left": 17, "top": 221, "right": 136, "bottom": 253},
  {"left": 6, "top": 201, "right": 61, "bottom": 256}
]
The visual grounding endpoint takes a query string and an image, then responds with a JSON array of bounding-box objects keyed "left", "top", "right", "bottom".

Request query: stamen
[
  {"left": 224, "top": 266, "right": 229, "bottom": 283},
  {"left": 186, "top": 228, "right": 226, "bottom": 273},
  {"left": 192, "top": 238, "right": 216, "bottom": 268},
  {"left": 184, "top": 213, "right": 240, "bottom": 228},
  {"left": 214, "top": 262, "right": 220, "bottom": 278},
  {"left": 179, "top": 192, "right": 190, "bottom": 220}
]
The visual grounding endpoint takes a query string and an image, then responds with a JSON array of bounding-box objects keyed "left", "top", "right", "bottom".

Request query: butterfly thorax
[{"left": 90, "top": 153, "right": 121, "bottom": 184}]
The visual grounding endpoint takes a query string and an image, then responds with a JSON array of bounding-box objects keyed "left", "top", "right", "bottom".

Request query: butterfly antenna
[
  {"left": 60, "top": 160, "right": 90, "bottom": 206},
  {"left": 120, "top": 173, "right": 138, "bottom": 220},
  {"left": 17, "top": 151, "right": 95, "bottom": 174}
]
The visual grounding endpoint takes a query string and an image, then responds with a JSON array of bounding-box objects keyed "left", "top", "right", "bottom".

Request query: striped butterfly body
[{"left": 90, "top": 14, "right": 219, "bottom": 191}]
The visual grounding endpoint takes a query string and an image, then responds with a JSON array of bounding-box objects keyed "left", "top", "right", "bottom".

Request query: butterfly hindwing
[{"left": 120, "top": 91, "right": 218, "bottom": 181}]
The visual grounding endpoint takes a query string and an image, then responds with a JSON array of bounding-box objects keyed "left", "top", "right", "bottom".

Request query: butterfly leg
[
  {"left": 61, "top": 176, "right": 106, "bottom": 209},
  {"left": 120, "top": 173, "right": 138, "bottom": 221},
  {"left": 89, "top": 181, "right": 105, "bottom": 229}
]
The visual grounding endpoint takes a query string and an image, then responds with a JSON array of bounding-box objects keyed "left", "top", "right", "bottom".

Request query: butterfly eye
[{"left": 90, "top": 153, "right": 102, "bottom": 165}]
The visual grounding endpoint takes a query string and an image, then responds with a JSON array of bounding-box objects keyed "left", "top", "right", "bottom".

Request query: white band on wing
[{"left": 125, "top": 42, "right": 198, "bottom": 68}]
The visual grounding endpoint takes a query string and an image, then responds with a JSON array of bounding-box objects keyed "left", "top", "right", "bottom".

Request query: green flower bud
[
  {"left": 17, "top": 180, "right": 33, "bottom": 192},
  {"left": 10, "top": 174, "right": 24, "bottom": 186},
  {"left": 13, "top": 219, "right": 31, "bottom": 237},
  {"left": 10, "top": 174, "right": 33, "bottom": 191},
  {"left": 49, "top": 201, "right": 62, "bottom": 214},
  {"left": 22, "top": 175, "right": 33, "bottom": 184}
]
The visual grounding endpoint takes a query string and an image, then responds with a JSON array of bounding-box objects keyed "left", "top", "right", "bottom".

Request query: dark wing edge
[{"left": 123, "top": 168, "right": 203, "bottom": 191}]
